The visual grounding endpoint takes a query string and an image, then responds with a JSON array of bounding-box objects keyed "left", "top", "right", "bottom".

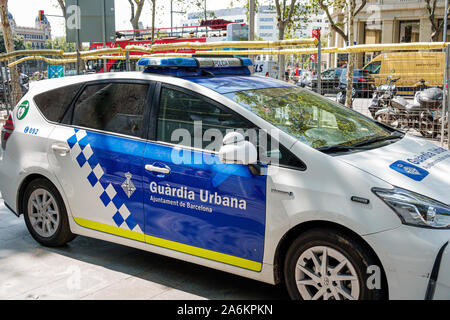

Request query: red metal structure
[
  {"left": 88, "top": 38, "right": 207, "bottom": 73},
  {"left": 88, "top": 22, "right": 232, "bottom": 73}
]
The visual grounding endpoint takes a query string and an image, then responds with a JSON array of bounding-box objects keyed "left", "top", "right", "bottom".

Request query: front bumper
[
  {"left": 433, "top": 242, "right": 450, "bottom": 299},
  {"left": 364, "top": 225, "right": 450, "bottom": 300}
]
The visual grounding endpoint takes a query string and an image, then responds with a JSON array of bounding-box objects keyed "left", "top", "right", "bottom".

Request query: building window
[
  {"left": 260, "top": 25, "right": 273, "bottom": 30},
  {"left": 260, "top": 17, "right": 273, "bottom": 22},
  {"left": 399, "top": 20, "right": 419, "bottom": 43},
  {"left": 364, "top": 21, "right": 382, "bottom": 44},
  {"left": 437, "top": 19, "right": 450, "bottom": 41}
]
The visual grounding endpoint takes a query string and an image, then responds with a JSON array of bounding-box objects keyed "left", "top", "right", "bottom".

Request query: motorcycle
[
  {"left": 336, "top": 86, "right": 356, "bottom": 105},
  {"left": 374, "top": 79, "right": 444, "bottom": 138},
  {"left": 368, "top": 76, "right": 399, "bottom": 120}
]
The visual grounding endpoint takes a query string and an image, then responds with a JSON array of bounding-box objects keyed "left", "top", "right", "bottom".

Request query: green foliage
[
  {"left": 44, "top": 37, "right": 76, "bottom": 52},
  {"left": 173, "top": 0, "right": 217, "bottom": 23},
  {"left": 0, "top": 33, "right": 25, "bottom": 53}
]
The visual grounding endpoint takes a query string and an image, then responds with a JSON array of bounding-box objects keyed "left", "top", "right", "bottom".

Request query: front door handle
[
  {"left": 145, "top": 164, "right": 171, "bottom": 175},
  {"left": 52, "top": 143, "right": 70, "bottom": 156}
]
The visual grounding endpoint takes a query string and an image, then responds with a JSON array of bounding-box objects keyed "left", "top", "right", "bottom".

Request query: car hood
[{"left": 337, "top": 134, "right": 450, "bottom": 204}]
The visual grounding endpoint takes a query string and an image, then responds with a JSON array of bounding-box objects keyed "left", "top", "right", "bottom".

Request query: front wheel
[
  {"left": 375, "top": 112, "right": 399, "bottom": 128},
  {"left": 23, "top": 178, "right": 76, "bottom": 247},
  {"left": 284, "top": 228, "right": 386, "bottom": 300}
]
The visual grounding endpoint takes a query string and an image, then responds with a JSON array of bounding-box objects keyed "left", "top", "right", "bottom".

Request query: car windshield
[{"left": 224, "top": 86, "right": 393, "bottom": 150}]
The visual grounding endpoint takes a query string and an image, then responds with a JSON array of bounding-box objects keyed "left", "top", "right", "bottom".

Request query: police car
[{"left": 0, "top": 56, "right": 449, "bottom": 300}]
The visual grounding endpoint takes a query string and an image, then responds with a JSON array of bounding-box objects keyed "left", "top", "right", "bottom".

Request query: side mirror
[{"left": 219, "top": 132, "right": 257, "bottom": 165}]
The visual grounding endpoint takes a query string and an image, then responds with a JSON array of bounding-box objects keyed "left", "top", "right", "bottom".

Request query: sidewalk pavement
[{"left": 0, "top": 200, "right": 288, "bottom": 300}]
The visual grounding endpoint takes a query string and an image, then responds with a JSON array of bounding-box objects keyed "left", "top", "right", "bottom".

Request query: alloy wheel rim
[
  {"left": 295, "top": 246, "right": 360, "bottom": 300},
  {"left": 27, "top": 188, "right": 60, "bottom": 238}
]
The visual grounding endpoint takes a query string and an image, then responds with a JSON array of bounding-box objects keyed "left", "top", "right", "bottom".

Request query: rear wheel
[
  {"left": 284, "top": 228, "right": 386, "bottom": 300},
  {"left": 375, "top": 112, "right": 399, "bottom": 128},
  {"left": 23, "top": 178, "right": 76, "bottom": 247}
]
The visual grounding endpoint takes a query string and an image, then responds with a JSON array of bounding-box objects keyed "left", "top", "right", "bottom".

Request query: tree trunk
[
  {"left": 77, "top": 41, "right": 85, "bottom": 71},
  {"left": 151, "top": 0, "right": 156, "bottom": 43},
  {"left": 345, "top": 0, "right": 355, "bottom": 108},
  {"left": 278, "top": 23, "right": 286, "bottom": 80},
  {"left": 0, "top": 0, "right": 21, "bottom": 106},
  {"left": 129, "top": 0, "right": 145, "bottom": 38}
]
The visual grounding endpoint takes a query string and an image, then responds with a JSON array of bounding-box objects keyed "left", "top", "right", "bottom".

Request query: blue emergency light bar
[{"left": 138, "top": 57, "right": 253, "bottom": 77}]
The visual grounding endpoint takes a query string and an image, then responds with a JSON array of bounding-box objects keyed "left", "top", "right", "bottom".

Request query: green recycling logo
[{"left": 16, "top": 100, "right": 29, "bottom": 120}]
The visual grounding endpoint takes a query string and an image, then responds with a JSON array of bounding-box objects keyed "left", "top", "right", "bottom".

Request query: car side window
[
  {"left": 157, "top": 87, "right": 252, "bottom": 150},
  {"left": 157, "top": 87, "right": 306, "bottom": 170},
  {"left": 34, "top": 83, "right": 83, "bottom": 122},
  {"left": 72, "top": 82, "right": 149, "bottom": 138}
]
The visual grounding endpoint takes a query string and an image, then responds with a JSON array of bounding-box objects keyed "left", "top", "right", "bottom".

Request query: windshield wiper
[
  {"left": 318, "top": 132, "right": 403, "bottom": 154},
  {"left": 350, "top": 132, "right": 404, "bottom": 148},
  {"left": 318, "top": 145, "right": 371, "bottom": 154}
]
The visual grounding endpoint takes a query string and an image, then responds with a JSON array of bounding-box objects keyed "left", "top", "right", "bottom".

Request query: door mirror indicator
[{"left": 219, "top": 132, "right": 257, "bottom": 165}]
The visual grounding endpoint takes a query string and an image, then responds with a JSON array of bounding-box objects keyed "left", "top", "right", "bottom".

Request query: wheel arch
[
  {"left": 16, "top": 171, "right": 68, "bottom": 217},
  {"left": 273, "top": 220, "right": 389, "bottom": 298}
]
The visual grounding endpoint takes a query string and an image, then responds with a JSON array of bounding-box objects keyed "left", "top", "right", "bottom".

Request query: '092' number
[{"left": 24, "top": 126, "right": 39, "bottom": 135}]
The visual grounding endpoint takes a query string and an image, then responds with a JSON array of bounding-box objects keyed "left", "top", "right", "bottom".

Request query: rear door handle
[
  {"left": 145, "top": 164, "right": 171, "bottom": 175},
  {"left": 52, "top": 143, "right": 70, "bottom": 156}
]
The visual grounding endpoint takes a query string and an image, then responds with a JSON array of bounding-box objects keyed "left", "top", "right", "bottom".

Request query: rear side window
[
  {"left": 72, "top": 82, "right": 149, "bottom": 138},
  {"left": 33, "top": 83, "right": 83, "bottom": 122}
]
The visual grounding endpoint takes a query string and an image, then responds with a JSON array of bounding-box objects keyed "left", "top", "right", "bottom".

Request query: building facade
[
  {"left": 181, "top": 5, "right": 328, "bottom": 42},
  {"left": 328, "top": 0, "right": 448, "bottom": 68},
  {"left": 9, "top": 11, "right": 52, "bottom": 50}
]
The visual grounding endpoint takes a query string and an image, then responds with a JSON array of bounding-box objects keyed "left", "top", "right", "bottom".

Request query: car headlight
[{"left": 373, "top": 187, "right": 450, "bottom": 229}]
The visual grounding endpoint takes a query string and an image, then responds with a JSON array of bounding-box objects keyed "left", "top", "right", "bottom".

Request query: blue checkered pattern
[{"left": 67, "top": 129, "right": 141, "bottom": 233}]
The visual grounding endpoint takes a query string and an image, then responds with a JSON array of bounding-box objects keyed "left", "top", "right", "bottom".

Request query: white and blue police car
[{"left": 0, "top": 56, "right": 449, "bottom": 300}]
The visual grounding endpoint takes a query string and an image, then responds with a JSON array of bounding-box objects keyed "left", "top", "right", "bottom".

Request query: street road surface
[{"left": 0, "top": 200, "right": 288, "bottom": 300}]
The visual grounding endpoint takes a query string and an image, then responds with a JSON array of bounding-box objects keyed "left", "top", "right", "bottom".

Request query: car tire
[
  {"left": 23, "top": 178, "right": 76, "bottom": 247},
  {"left": 284, "top": 228, "right": 386, "bottom": 300}
]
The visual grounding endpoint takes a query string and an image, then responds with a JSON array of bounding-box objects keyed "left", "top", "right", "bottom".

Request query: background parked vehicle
[
  {"left": 253, "top": 60, "right": 279, "bottom": 79},
  {"left": 363, "top": 51, "right": 444, "bottom": 95},
  {"left": 297, "top": 70, "right": 312, "bottom": 88},
  {"left": 306, "top": 68, "right": 344, "bottom": 95},
  {"left": 374, "top": 78, "right": 445, "bottom": 138},
  {"left": 0, "top": 70, "right": 29, "bottom": 103},
  {"left": 369, "top": 76, "right": 400, "bottom": 118},
  {"left": 336, "top": 69, "right": 375, "bottom": 104}
]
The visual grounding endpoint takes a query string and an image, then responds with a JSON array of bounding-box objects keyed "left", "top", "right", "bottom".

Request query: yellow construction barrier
[
  {"left": 334, "top": 42, "right": 449, "bottom": 53},
  {"left": 145, "top": 38, "right": 318, "bottom": 52},
  {"left": 8, "top": 56, "right": 77, "bottom": 67},
  {"left": 124, "top": 45, "right": 153, "bottom": 54},
  {"left": 62, "top": 47, "right": 123, "bottom": 58},
  {"left": 193, "top": 47, "right": 338, "bottom": 56},
  {"left": 0, "top": 49, "right": 63, "bottom": 61},
  {"left": 4, "top": 40, "right": 450, "bottom": 67}
]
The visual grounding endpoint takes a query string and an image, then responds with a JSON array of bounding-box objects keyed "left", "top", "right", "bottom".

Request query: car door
[
  {"left": 47, "top": 80, "right": 153, "bottom": 241},
  {"left": 141, "top": 84, "right": 267, "bottom": 272}
]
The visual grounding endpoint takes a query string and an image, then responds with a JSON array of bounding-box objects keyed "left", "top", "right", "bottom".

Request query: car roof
[
  {"left": 29, "top": 72, "right": 293, "bottom": 96},
  {"left": 182, "top": 75, "right": 293, "bottom": 94}
]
